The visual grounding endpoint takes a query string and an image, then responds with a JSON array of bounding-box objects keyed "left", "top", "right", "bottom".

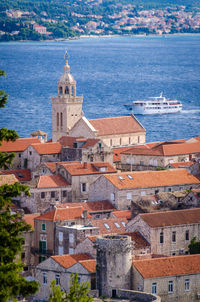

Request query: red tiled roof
[
  {"left": 139, "top": 208, "right": 200, "bottom": 228},
  {"left": 87, "top": 236, "right": 97, "bottom": 242},
  {"left": 37, "top": 175, "right": 70, "bottom": 188},
  {"left": 0, "top": 169, "right": 31, "bottom": 182},
  {"left": 104, "top": 169, "right": 200, "bottom": 189},
  {"left": 88, "top": 115, "right": 145, "bottom": 136},
  {"left": 0, "top": 174, "right": 18, "bottom": 186},
  {"left": 0, "top": 137, "right": 40, "bottom": 152},
  {"left": 112, "top": 210, "right": 132, "bottom": 220},
  {"left": 31, "top": 142, "right": 61, "bottom": 155},
  {"left": 113, "top": 147, "right": 132, "bottom": 162},
  {"left": 124, "top": 232, "right": 150, "bottom": 249},
  {"left": 122, "top": 141, "right": 200, "bottom": 157},
  {"left": 35, "top": 207, "right": 91, "bottom": 221},
  {"left": 90, "top": 218, "right": 127, "bottom": 235},
  {"left": 52, "top": 253, "right": 92, "bottom": 269},
  {"left": 79, "top": 259, "right": 96, "bottom": 273},
  {"left": 59, "top": 136, "right": 100, "bottom": 149},
  {"left": 43, "top": 162, "right": 57, "bottom": 173},
  {"left": 170, "top": 161, "right": 194, "bottom": 168},
  {"left": 56, "top": 200, "right": 116, "bottom": 212},
  {"left": 133, "top": 254, "right": 200, "bottom": 278},
  {"left": 58, "top": 162, "right": 116, "bottom": 176},
  {"left": 23, "top": 213, "right": 40, "bottom": 228}
]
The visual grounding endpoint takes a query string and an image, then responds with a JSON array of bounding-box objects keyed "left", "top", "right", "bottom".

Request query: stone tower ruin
[{"left": 95, "top": 235, "right": 133, "bottom": 298}]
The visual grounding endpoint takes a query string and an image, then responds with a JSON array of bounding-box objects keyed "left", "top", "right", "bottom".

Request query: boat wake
[{"left": 181, "top": 109, "right": 200, "bottom": 114}]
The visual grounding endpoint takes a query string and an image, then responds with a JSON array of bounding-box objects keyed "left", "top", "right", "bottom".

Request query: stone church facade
[{"left": 51, "top": 60, "right": 146, "bottom": 147}]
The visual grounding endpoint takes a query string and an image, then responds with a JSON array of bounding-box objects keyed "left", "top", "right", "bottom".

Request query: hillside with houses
[{"left": 1, "top": 0, "right": 200, "bottom": 41}]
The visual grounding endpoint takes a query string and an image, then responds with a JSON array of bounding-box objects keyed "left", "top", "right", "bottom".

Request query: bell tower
[{"left": 51, "top": 59, "right": 83, "bottom": 142}]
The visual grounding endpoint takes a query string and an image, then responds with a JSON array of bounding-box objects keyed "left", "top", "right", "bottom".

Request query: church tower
[{"left": 51, "top": 59, "right": 83, "bottom": 142}]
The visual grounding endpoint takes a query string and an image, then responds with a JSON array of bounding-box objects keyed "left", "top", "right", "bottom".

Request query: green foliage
[
  {"left": 188, "top": 237, "right": 200, "bottom": 254},
  {"left": 0, "top": 70, "right": 39, "bottom": 301},
  {"left": 49, "top": 273, "right": 93, "bottom": 302}
]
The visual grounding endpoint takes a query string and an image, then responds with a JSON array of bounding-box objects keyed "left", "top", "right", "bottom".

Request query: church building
[{"left": 51, "top": 59, "right": 146, "bottom": 148}]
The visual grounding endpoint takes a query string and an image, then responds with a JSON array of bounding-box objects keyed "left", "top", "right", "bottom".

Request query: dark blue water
[{"left": 0, "top": 35, "right": 200, "bottom": 142}]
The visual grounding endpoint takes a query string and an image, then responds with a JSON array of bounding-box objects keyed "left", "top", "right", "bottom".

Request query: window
[
  {"left": 127, "top": 174, "right": 133, "bottom": 179},
  {"left": 29, "top": 151, "right": 32, "bottom": 156},
  {"left": 127, "top": 192, "right": 132, "bottom": 200},
  {"left": 69, "top": 248, "right": 74, "bottom": 254},
  {"left": 104, "top": 223, "right": 110, "bottom": 229},
  {"left": 140, "top": 161, "right": 144, "bottom": 166},
  {"left": 110, "top": 193, "right": 115, "bottom": 201},
  {"left": 168, "top": 187, "right": 172, "bottom": 192},
  {"left": 141, "top": 191, "right": 146, "bottom": 196},
  {"left": 55, "top": 274, "right": 60, "bottom": 285},
  {"left": 168, "top": 281, "right": 173, "bottom": 293},
  {"left": 57, "top": 112, "right": 59, "bottom": 127},
  {"left": 155, "top": 189, "right": 159, "bottom": 194},
  {"left": 58, "top": 246, "right": 63, "bottom": 256},
  {"left": 152, "top": 282, "right": 157, "bottom": 294},
  {"left": 160, "top": 231, "right": 164, "bottom": 244},
  {"left": 138, "top": 136, "right": 140, "bottom": 144},
  {"left": 185, "top": 279, "right": 190, "bottom": 291},
  {"left": 51, "top": 191, "right": 55, "bottom": 198},
  {"left": 63, "top": 190, "right": 67, "bottom": 197},
  {"left": 110, "top": 139, "right": 112, "bottom": 146},
  {"left": 19, "top": 153, "right": 21, "bottom": 158},
  {"left": 114, "top": 222, "right": 120, "bottom": 228},
  {"left": 43, "top": 272, "right": 47, "bottom": 284},
  {"left": 121, "top": 221, "right": 126, "bottom": 227},
  {"left": 42, "top": 223, "right": 46, "bottom": 231},
  {"left": 41, "top": 192, "right": 45, "bottom": 199},
  {"left": 59, "top": 232, "right": 63, "bottom": 242},
  {"left": 81, "top": 183, "right": 86, "bottom": 192},
  {"left": 69, "top": 233, "right": 74, "bottom": 243},
  {"left": 60, "top": 112, "right": 63, "bottom": 127},
  {"left": 39, "top": 240, "right": 46, "bottom": 253},
  {"left": 185, "top": 230, "right": 189, "bottom": 241},
  {"left": 172, "top": 231, "right": 176, "bottom": 243}
]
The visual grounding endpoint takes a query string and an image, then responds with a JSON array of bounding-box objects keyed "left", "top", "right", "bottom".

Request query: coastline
[{"left": 1, "top": 32, "right": 200, "bottom": 43}]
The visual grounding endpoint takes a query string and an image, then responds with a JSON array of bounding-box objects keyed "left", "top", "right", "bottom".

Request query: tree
[
  {"left": 0, "top": 70, "right": 39, "bottom": 301},
  {"left": 188, "top": 237, "right": 200, "bottom": 254},
  {"left": 49, "top": 273, "right": 93, "bottom": 302}
]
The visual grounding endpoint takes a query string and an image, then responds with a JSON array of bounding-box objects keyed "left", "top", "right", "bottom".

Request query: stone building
[
  {"left": 32, "top": 207, "right": 91, "bottom": 265},
  {"left": 132, "top": 254, "right": 200, "bottom": 302},
  {"left": 126, "top": 208, "right": 200, "bottom": 256},
  {"left": 89, "top": 169, "right": 200, "bottom": 210},
  {"left": 120, "top": 140, "right": 200, "bottom": 171},
  {"left": 59, "top": 136, "right": 113, "bottom": 165},
  {"left": 95, "top": 235, "right": 133, "bottom": 297},
  {"left": 180, "top": 188, "right": 200, "bottom": 208},
  {"left": 20, "top": 174, "right": 71, "bottom": 213},
  {"left": 0, "top": 137, "right": 40, "bottom": 169},
  {"left": 21, "top": 142, "right": 61, "bottom": 171},
  {"left": 51, "top": 59, "right": 146, "bottom": 148},
  {"left": 56, "top": 161, "right": 117, "bottom": 202},
  {"left": 34, "top": 253, "right": 95, "bottom": 302}
]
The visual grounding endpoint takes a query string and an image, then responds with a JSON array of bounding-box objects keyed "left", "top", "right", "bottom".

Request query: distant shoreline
[{"left": 1, "top": 32, "right": 200, "bottom": 43}]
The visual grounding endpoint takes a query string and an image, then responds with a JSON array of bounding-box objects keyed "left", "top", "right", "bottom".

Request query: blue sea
[{"left": 0, "top": 35, "right": 200, "bottom": 143}]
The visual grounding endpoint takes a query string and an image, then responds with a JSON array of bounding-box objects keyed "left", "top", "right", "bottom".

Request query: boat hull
[{"left": 124, "top": 104, "right": 182, "bottom": 115}]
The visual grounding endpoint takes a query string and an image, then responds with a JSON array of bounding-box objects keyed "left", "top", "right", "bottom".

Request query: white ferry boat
[{"left": 124, "top": 93, "right": 182, "bottom": 115}]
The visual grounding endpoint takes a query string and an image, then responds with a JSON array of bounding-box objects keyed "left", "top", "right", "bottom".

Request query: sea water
[{"left": 0, "top": 35, "right": 199, "bottom": 142}]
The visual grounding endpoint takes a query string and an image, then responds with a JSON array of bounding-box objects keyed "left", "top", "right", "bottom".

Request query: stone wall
[{"left": 116, "top": 289, "right": 161, "bottom": 302}]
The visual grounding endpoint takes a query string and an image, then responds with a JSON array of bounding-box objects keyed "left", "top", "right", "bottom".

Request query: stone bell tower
[{"left": 51, "top": 59, "right": 83, "bottom": 142}]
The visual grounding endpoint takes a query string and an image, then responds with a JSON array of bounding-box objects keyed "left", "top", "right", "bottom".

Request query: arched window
[
  {"left": 57, "top": 112, "right": 59, "bottom": 127},
  {"left": 59, "top": 87, "right": 62, "bottom": 95},
  {"left": 60, "top": 112, "right": 63, "bottom": 127},
  {"left": 65, "top": 86, "right": 69, "bottom": 95},
  {"left": 71, "top": 86, "right": 74, "bottom": 96}
]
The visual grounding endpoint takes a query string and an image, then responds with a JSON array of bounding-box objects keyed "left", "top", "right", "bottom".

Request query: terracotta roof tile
[
  {"left": 31, "top": 142, "right": 61, "bottom": 155},
  {"left": 58, "top": 136, "right": 100, "bottom": 149},
  {"left": 139, "top": 208, "right": 200, "bottom": 228},
  {"left": 0, "top": 174, "right": 18, "bottom": 186},
  {"left": 35, "top": 207, "right": 91, "bottom": 221},
  {"left": 104, "top": 169, "right": 200, "bottom": 189},
  {"left": 125, "top": 232, "right": 150, "bottom": 248},
  {"left": 133, "top": 254, "right": 200, "bottom": 278},
  {"left": 0, "top": 137, "right": 40, "bottom": 152},
  {"left": 0, "top": 169, "right": 31, "bottom": 182},
  {"left": 58, "top": 162, "right": 116, "bottom": 176},
  {"left": 52, "top": 253, "right": 92, "bottom": 269},
  {"left": 112, "top": 210, "right": 132, "bottom": 220},
  {"left": 43, "top": 162, "right": 57, "bottom": 173},
  {"left": 56, "top": 200, "right": 116, "bottom": 212},
  {"left": 23, "top": 213, "right": 40, "bottom": 228},
  {"left": 113, "top": 147, "right": 132, "bottom": 162},
  {"left": 79, "top": 259, "right": 96, "bottom": 273},
  {"left": 37, "top": 175, "right": 70, "bottom": 188},
  {"left": 90, "top": 218, "right": 128, "bottom": 235},
  {"left": 89, "top": 115, "right": 145, "bottom": 136},
  {"left": 87, "top": 236, "right": 97, "bottom": 242},
  {"left": 170, "top": 161, "right": 194, "bottom": 168},
  {"left": 122, "top": 141, "right": 200, "bottom": 156}
]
